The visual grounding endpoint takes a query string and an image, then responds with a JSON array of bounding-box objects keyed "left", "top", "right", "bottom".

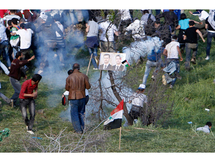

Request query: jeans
[
  {"left": 0, "top": 40, "right": 11, "bottom": 68},
  {"left": 88, "top": 47, "right": 98, "bottom": 68},
  {"left": 185, "top": 43, "right": 198, "bottom": 68},
  {"left": 166, "top": 59, "right": 180, "bottom": 86},
  {"left": 20, "top": 98, "right": 35, "bottom": 130},
  {"left": 206, "top": 31, "right": 215, "bottom": 56},
  {"left": 69, "top": 98, "right": 86, "bottom": 133},
  {"left": 9, "top": 77, "right": 21, "bottom": 105},
  {"left": 142, "top": 60, "right": 160, "bottom": 85}
]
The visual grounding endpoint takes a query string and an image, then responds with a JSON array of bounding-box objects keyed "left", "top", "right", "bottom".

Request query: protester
[
  {"left": 11, "top": 23, "right": 34, "bottom": 60},
  {"left": 3, "top": 10, "right": 20, "bottom": 27},
  {"left": 54, "top": 13, "right": 65, "bottom": 65},
  {"left": 189, "top": 10, "right": 209, "bottom": 38},
  {"left": 8, "top": 51, "right": 35, "bottom": 106},
  {"left": 63, "top": 69, "right": 89, "bottom": 105},
  {"left": 196, "top": 122, "right": 212, "bottom": 133},
  {"left": 142, "top": 47, "right": 163, "bottom": 85},
  {"left": 176, "top": 13, "right": 200, "bottom": 53},
  {"left": 156, "top": 10, "right": 178, "bottom": 34},
  {"left": 124, "top": 18, "right": 145, "bottom": 41},
  {"left": 85, "top": 15, "right": 99, "bottom": 70},
  {"left": 19, "top": 74, "right": 42, "bottom": 135},
  {"left": 98, "top": 15, "right": 119, "bottom": 52},
  {"left": 118, "top": 9, "right": 132, "bottom": 33},
  {"left": 183, "top": 20, "right": 205, "bottom": 70},
  {"left": 0, "top": 18, "right": 11, "bottom": 68},
  {"left": 163, "top": 35, "right": 183, "bottom": 88},
  {"left": 10, "top": 18, "right": 20, "bottom": 59},
  {"left": 65, "top": 63, "right": 91, "bottom": 134},
  {"left": 205, "top": 10, "right": 215, "bottom": 60},
  {"left": 128, "top": 84, "right": 147, "bottom": 124}
]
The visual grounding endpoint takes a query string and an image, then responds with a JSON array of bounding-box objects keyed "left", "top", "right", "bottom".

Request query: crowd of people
[{"left": 0, "top": 9, "right": 214, "bottom": 133}]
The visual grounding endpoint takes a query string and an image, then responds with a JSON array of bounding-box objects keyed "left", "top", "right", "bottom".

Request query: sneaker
[
  {"left": 205, "top": 56, "right": 210, "bottom": 60},
  {"left": 191, "top": 58, "right": 196, "bottom": 64},
  {"left": 162, "top": 75, "right": 167, "bottom": 85},
  {"left": 151, "top": 75, "right": 155, "bottom": 80},
  {"left": 93, "top": 68, "right": 98, "bottom": 70},
  {"left": 169, "top": 85, "right": 173, "bottom": 89},
  {"left": 27, "top": 130, "right": 34, "bottom": 135},
  {"left": 10, "top": 99, "right": 14, "bottom": 107}
]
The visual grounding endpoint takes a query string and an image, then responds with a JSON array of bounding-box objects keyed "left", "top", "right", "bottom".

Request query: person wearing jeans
[
  {"left": 19, "top": 74, "right": 42, "bottom": 135},
  {"left": 205, "top": 31, "right": 215, "bottom": 60},
  {"left": 183, "top": 21, "right": 205, "bottom": 70},
  {"left": 85, "top": 16, "right": 99, "bottom": 69},
  {"left": 65, "top": 63, "right": 91, "bottom": 134}
]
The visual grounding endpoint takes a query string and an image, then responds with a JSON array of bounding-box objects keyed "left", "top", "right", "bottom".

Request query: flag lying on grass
[
  {"left": 121, "top": 60, "right": 130, "bottom": 67},
  {"left": 104, "top": 99, "right": 124, "bottom": 130}
]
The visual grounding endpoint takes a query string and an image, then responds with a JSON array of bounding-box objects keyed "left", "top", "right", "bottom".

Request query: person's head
[
  {"left": 172, "top": 35, "right": 178, "bottom": 41},
  {"left": 9, "top": 10, "right": 17, "bottom": 14},
  {"left": 143, "top": 10, "right": 149, "bottom": 14},
  {"left": 8, "top": 20, "right": 12, "bottom": 27},
  {"left": 154, "top": 20, "right": 160, "bottom": 28},
  {"left": 67, "top": 69, "right": 74, "bottom": 75},
  {"left": 15, "top": 51, "right": 23, "bottom": 59},
  {"left": 180, "top": 13, "right": 187, "bottom": 20},
  {"left": 115, "top": 55, "right": 121, "bottom": 65},
  {"left": 32, "top": 74, "right": 42, "bottom": 84},
  {"left": 20, "top": 23, "right": 26, "bottom": 29},
  {"left": 206, "top": 122, "right": 212, "bottom": 128},
  {"left": 11, "top": 18, "right": 19, "bottom": 25},
  {"left": 53, "top": 14, "right": 61, "bottom": 22},
  {"left": 103, "top": 54, "right": 110, "bottom": 65},
  {"left": 137, "top": 84, "right": 145, "bottom": 92},
  {"left": 189, "top": 20, "right": 195, "bottom": 27},
  {"left": 19, "top": 18, "right": 25, "bottom": 24},
  {"left": 72, "top": 63, "right": 80, "bottom": 70}
]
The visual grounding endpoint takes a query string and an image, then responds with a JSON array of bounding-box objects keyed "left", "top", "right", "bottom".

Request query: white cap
[{"left": 138, "top": 84, "right": 145, "bottom": 90}]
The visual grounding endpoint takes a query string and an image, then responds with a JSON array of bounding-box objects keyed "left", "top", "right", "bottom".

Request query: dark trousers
[
  {"left": 206, "top": 32, "right": 215, "bottom": 56},
  {"left": 20, "top": 98, "right": 35, "bottom": 131}
]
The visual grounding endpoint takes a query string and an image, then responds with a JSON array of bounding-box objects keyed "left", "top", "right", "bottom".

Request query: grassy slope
[{"left": 1, "top": 10, "right": 215, "bottom": 152}]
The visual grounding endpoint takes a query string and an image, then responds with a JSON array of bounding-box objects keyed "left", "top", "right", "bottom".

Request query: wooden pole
[
  {"left": 86, "top": 53, "right": 93, "bottom": 76},
  {"left": 119, "top": 126, "right": 122, "bottom": 150}
]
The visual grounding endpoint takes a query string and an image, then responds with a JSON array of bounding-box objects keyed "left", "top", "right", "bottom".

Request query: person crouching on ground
[
  {"left": 196, "top": 122, "right": 212, "bottom": 133},
  {"left": 19, "top": 74, "right": 42, "bottom": 135},
  {"left": 128, "top": 84, "right": 147, "bottom": 125}
]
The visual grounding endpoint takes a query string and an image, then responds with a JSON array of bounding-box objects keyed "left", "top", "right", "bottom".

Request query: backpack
[{"left": 145, "top": 14, "right": 155, "bottom": 36}]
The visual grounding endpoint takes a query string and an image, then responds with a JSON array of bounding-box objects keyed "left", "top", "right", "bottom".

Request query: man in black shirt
[{"left": 183, "top": 21, "right": 205, "bottom": 70}]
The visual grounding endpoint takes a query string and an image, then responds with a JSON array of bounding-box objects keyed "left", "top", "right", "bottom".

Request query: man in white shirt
[
  {"left": 99, "top": 15, "right": 119, "bottom": 52},
  {"left": 196, "top": 122, "right": 212, "bottom": 133},
  {"left": 163, "top": 35, "right": 183, "bottom": 88},
  {"left": 125, "top": 18, "right": 145, "bottom": 40},
  {"left": 118, "top": 9, "right": 132, "bottom": 32},
  {"left": 11, "top": 23, "right": 33, "bottom": 59}
]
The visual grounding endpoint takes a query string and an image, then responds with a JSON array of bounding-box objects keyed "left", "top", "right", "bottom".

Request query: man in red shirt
[{"left": 19, "top": 74, "right": 42, "bottom": 135}]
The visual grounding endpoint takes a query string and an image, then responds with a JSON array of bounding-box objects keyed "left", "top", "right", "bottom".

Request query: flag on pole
[
  {"left": 104, "top": 99, "right": 124, "bottom": 130},
  {"left": 122, "top": 60, "right": 130, "bottom": 67}
]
